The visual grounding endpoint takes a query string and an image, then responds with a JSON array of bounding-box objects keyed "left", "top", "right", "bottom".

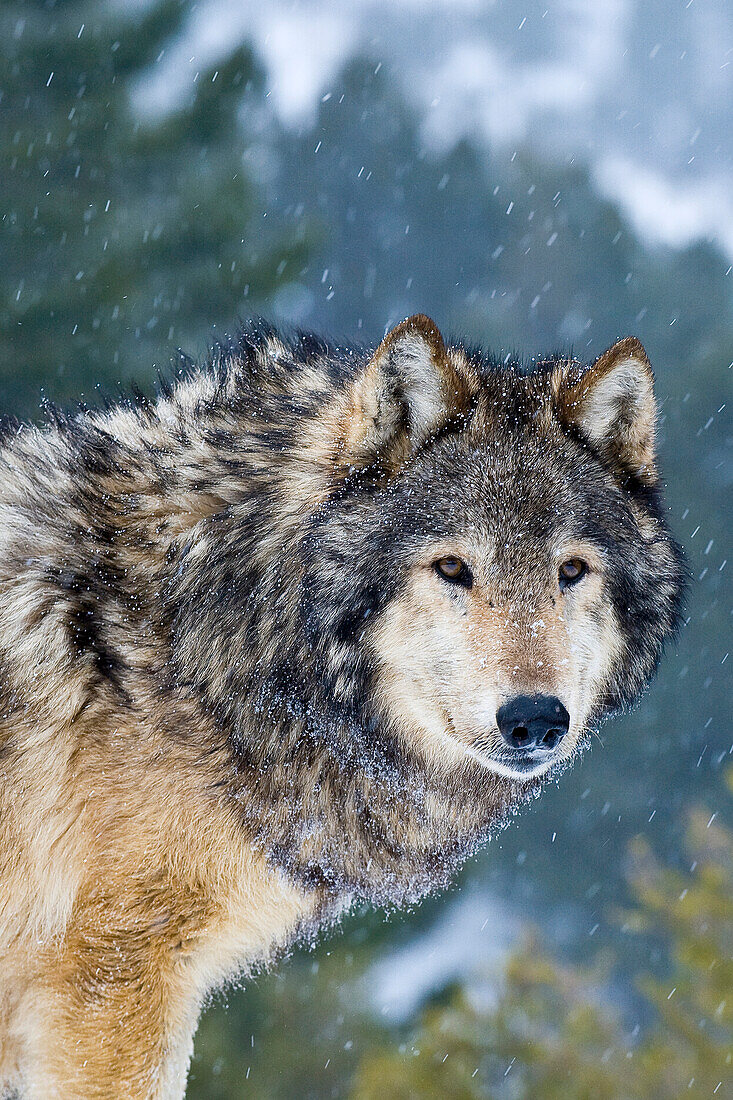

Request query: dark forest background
[{"left": 1, "top": 1, "right": 730, "bottom": 1096}]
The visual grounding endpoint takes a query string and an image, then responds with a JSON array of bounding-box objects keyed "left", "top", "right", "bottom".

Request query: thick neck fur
[{"left": 0, "top": 330, "right": 522, "bottom": 910}]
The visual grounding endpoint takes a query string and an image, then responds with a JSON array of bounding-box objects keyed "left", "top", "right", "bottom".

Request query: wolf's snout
[{"left": 496, "top": 695, "right": 570, "bottom": 753}]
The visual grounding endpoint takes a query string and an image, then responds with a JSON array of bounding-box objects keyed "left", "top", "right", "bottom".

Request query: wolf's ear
[
  {"left": 555, "top": 337, "right": 658, "bottom": 484},
  {"left": 337, "top": 314, "right": 475, "bottom": 473}
]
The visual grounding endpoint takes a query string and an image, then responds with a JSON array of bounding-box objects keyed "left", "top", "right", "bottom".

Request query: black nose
[{"left": 496, "top": 695, "right": 570, "bottom": 753}]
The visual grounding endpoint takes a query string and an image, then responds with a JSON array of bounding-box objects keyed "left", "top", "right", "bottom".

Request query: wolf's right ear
[{"left": 335, "top": 315, "right": 476, "bottom": 474}]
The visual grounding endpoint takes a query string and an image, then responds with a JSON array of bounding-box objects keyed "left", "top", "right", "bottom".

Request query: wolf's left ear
[
  {"left": 555, "top": 337, "right": 658, "bottom": 484},
  {"left": 337, "top": 314, "right": 476, "bottom": 473}
]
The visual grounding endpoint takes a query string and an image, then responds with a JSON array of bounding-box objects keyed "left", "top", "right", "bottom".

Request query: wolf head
[{"left": 302, "top": 315, "right": 686, "bottom": 784}]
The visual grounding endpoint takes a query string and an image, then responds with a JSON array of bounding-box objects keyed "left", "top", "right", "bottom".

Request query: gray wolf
[{"left": 0, "top": 315, "right": 685, "bottom": 1097}]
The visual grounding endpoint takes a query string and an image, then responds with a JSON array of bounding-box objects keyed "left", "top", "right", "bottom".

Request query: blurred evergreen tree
[
  {"left": 350, "top": 777, "right": 733, "bottom": 1100},
  {"left": 0, "top": 0, "right": 309, "bottom": 414}
]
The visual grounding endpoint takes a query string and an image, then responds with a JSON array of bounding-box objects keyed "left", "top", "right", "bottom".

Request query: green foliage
[
  {"left": 0, "top": 0, "right": 309, "bottom": 413},
  {"left": 350, "top": 783, "right": 733, "bottom": 1100},
  {"left": 188, "top": 943, "right": 384, "bottom": 1100}
]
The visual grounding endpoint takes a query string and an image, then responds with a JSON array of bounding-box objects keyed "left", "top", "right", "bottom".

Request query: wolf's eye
[
  {"left": 435, "top": 556, "right": 471, "bottom": 586},
  {"left": 559, "top": 558, "right": 587, "bottom": 590}
]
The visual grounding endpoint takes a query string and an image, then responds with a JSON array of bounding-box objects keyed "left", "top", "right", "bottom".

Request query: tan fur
[{"left": 0, "top": 689, "right": 315, "bottom": 1098}]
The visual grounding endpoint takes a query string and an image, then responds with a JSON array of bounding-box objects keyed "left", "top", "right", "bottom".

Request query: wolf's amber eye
[
  {"left": 559, "top": 558, "right": 587, "bottom": 590},
  {"left": 435, "top": 556, "right": 470, "bottom": 585}
]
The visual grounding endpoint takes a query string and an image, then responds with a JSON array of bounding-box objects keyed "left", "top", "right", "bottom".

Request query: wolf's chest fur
[{"left": 0, "top": 316, "right": 684, "bottom": 1097}]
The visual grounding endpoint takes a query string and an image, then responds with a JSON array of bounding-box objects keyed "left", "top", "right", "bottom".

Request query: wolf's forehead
[
  {"left": 399, "top": 463, "right": 576, "bottom": 547},
  {"left": 391, "top": 424, "right": 611, "bottom": 556},
  {"left": 413, "top": 429, "right": 576, "bottom": 510}
]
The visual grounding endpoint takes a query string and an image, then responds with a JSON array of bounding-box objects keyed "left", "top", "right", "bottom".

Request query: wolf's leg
[
  {"left": 17, "top": 970, "right": 200, "bottom": 1100},
  {"left": 15, "top": 900, "right": 207, "bottom": 1100}
]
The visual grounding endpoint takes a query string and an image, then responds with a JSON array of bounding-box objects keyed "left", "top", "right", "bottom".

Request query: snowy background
[
  {"left": 139, "top": 0, "right": 733, "bottom": 258},
  {"left": 1, "top": 1, "right": 731, "bottom": 1096}
]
